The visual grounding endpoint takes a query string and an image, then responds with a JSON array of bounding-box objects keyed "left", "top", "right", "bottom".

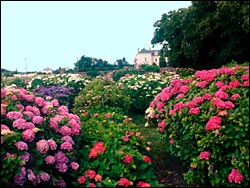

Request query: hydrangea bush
[
  {"left": 117, "top": 72, "right": 180, "bottom": 113},
  {"left": 73, "top": 77, "right": 131, "bottom": 114},
  {"left": 72, "top": 107, "right": 164, "bottom": 187},
  {"left": 1, "top": 87, "right": 81, "bottom": 187},
  {"left": 32, "top": 85, "right": 75, "bottom": 111},
  {"left": 27, "top": 73, "right": 91, "bottom": 93},
  {"left": 145, "top": 64, "right": 249, "bottom": 186}
]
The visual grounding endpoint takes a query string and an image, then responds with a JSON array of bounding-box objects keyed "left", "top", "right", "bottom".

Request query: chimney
[{"left": 138, "top": 48, "right": 140, "bottom": 53}]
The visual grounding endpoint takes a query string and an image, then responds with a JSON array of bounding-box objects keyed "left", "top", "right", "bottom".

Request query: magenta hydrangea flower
[
  {"left": 34, "top": 97, "right": 45, "bottom": 106},
  {"left": 13, "top": 118, "right": 27, "bottom": 129},
  {"left": 32, "top": 116, "right": 44, "bottom": 125},
  {"left": 60, "top": 142, "right": 73, "bottom": 151},
  {"left": 39, "top": 172, "right": 50, "bottom": 181},
  {"left": 47, "top": 139, "right": 57, "bottom": 150},
  {"left": 70, "top": 162, "right": 79, "bottom": 170},
  {"left": 55, "top": 162, "right": 68, "bottom": 173},
  {"left": 7, "top": 111, "right": 23, "bottom": 120},
  {"left": 61, "top": 136, "right": 75, "bottom": 145},
  {"left": 22, "top": 129, "right": 35, "bottom": 142},
  {"left": 205, "top": 116, "right": 221, "bottom": 131},
  {"left": 59, "top": 126, "right": 71, "bottom": 136},
  {"left": 189, "top": 107, "right": 200, "bottom": 115},
  {"left": 54, "top": 151, "right": 69, "bottom": 163},
  {"left": 199, "top": 151, "right": 211, "bottom": 160},
  {"left": 228, "top": 169, "right": 244, "bottom": 184},
  {"left": 27, "top": 169, "right": 36, "bottom": 181},
  {"left": 16, "top": 141, "right": 28, "bottom": 151},
  {"left": 44, "top": 155, "right": 55, "bottom": 165},
  {"left": 36, "top": 139, "right": 49, "bottom": 154}
]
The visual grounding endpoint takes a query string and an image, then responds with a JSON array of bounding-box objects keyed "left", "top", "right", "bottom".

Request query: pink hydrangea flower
[
  {"left": 36, "top": 139, "right": 49, "bottom": 154},
  {"left": 15, "top": 104, "right": 25, "bottom": 111},
  {"left": 214, "top": 90, "right": 229, "bottom": 100},
  {"left": 202, "top": 93, "right": 212, "bottom": 100},
  {"left": 20, "top": 152, "right": 30, "bottom": 162},
  {"left": 205, "top": 116, "right": 221, "bottom": 131},
  {"left": 189, "top": 107, "right": 200, "bottom": 115},
  {"left": 27, "top": 169, "right": 36, "bottom": 181},
  {"left": 55, "top": 162, "right": 68, "bottom": 173},
  {"left": 22, "top": 129, "right": 35, "bottom": 142},
  {"left": 77, "top": 176, "right": 86, "bottom": 184},
  {"left": 25, "top": 94, "right": 35, "bottom": 102},
  {"left": 7, "top": 111, "right": 23, "bottom": 120},
  {"left": 199, "top": 151, "right": 211, "bottom": 160},
  {"left": 59, "top": 126, "right": 72, "bottom": 136},
  {"left": 229, "top": 80, "right": 241, "bottom": 88},
  {"left": 16, "top": 141, "right": 28, "bottom": 151},
  {"left": 70, "top": 162, "right": 79, "bottom": 170},
  {"left": 47, "top": 139, "right": 57, "bottom": 150},
  {"left": 61, "top": 136, "right": 75, "bottom": 145},
  {"left": 54, "top": 151, "right": 69, "bottom": 163},
  {"left": 60, "top": 142, "right": 73, "bottom": 151},
  {"left": 231, "top": 94, "right": 240, "bottom": 101},
  {"left": 39, "top": 172, "right": 50, "bottom": 181},
  {"left": 196, "top": 81, "right": 207, "bottom": 88},
  {"left": 228, "top": 169, "right": 244, "bottom": 184},
  {"left": 32, "top": 116, "right": 44, "bottom": 125},
  {"left": 13, "top": 118, "right": 27, "bottom": 129},
  {"left": 34, "top": 97, "right": 45, "bottom": 106},
  {"left": 44, "top": 155, "right": 55, "bottom": 165}
]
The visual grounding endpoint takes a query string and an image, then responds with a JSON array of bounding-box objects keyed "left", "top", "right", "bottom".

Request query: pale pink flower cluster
[
  {"left": 47, "top": 139, "right": 57, "bottom": 150},
  {"left": 32, "top": 116, "right": 44, "bottom": 125}
]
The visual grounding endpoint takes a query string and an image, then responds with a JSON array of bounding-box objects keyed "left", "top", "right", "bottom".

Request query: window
[
  {"left": 154, "top": 58, "right": 158, "bottom": 62},
  {"left": 143, "top": 57, "right": 147, "bottom": 62}
]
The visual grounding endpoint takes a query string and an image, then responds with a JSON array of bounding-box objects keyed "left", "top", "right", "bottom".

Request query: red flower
[
  {"left": 123, "top": 154, "right": 133, "bottom": 164},
  {"left": 77, "top": 176, "right": 86, "bottom": 184},
  {"left": 228, "top": 169, "right": 244, "bottom": 184},
  {"left": 85, "top": 170, "right": 96, "bottom": 179},
  {"left": 143, "top": 155, "right": 151, "bottom": 163},
  {"left": 117, "top": 178, "right": 131, "bottom": 187},
  {"left": 137, "top": 181, "right": 151, "bottom": 187}
]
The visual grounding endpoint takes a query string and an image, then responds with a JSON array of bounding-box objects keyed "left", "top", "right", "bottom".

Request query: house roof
[
  {"left": 42, "top": 67, "right": 53, "bottom": 71},
  {"left": 138, "top": 48, "right": 160, "bottom": 55}
]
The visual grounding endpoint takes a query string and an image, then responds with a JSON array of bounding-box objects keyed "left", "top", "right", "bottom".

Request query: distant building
[{"left": 42, "top": 67, "right": 53, "bottom": 74}]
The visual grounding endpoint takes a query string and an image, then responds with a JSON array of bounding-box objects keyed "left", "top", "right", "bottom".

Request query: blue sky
[{"left": 1, "top": 1, "right": 191, "bottom": 72}]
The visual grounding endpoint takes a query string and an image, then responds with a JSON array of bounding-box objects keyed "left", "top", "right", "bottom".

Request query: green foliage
[
  {"left": 145, "top": 64, "right": 249, "bottom": 186},
  {"left": 112, "top": 69, "right": 145, "bottom": 82},
  {"left": 73, "top": 77, "right": 131, "bottom": 114},
  {"left": 140, "top": 64, "right": 160, "bottom": 73},
  {"left": 152, "top": 1, "right": 249, "bottom": 69},
  {"left": 85, "top": 70, "right": 101, "bottom": 78},
  {"left": 174, "top": 67, "right": 196, "bottom": 78},
  {"left": 8, "top": 77, "right": 27, "bottom": 88}
]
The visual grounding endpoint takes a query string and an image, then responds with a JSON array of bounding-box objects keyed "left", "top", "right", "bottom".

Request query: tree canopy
[{"left": 151, "top": 1, "right": 249, "bottom": 70}]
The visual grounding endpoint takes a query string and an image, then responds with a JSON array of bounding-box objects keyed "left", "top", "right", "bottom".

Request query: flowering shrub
[
  {"left": 73, "top": 77, "right": 131, "bottom": 114},
  {"left": 32, "top": 85, "right": 75, "bottom": 111},
  {"left": 72, "top": 107, "right": 163, "bottom": 187},
  {"left": 27, "top": 73, "right": 91, "bottom": 93},
  {"left": 117, "top": 72, "right": 180, "bottom": 113},
  {"left": 1, "top": 87, "right": 81, "bottom": 187},
  {"left": 145, "top": 64, "right": 249, "bottom": 186}
]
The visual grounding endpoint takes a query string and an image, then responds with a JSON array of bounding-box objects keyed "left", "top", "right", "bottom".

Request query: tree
[{"left": 151, "top": 1, "right": 249, "bottom": 69}]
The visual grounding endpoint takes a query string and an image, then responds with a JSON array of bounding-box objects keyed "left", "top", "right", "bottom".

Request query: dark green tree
[{"left": 152, "top": 1, "right": 249, "bottom": 69}]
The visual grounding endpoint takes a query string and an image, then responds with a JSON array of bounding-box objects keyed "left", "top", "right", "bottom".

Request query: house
[
  {"left": 134, "top": 48, "right": 161, "bottom": 69},
  {"left": 42, "top": 67, "right": 53, "bottom": 74}
]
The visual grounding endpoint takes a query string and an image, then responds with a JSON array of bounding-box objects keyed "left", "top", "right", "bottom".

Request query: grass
[{"left": 129, "top": 112, "right": 189, "bottom": 187}]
